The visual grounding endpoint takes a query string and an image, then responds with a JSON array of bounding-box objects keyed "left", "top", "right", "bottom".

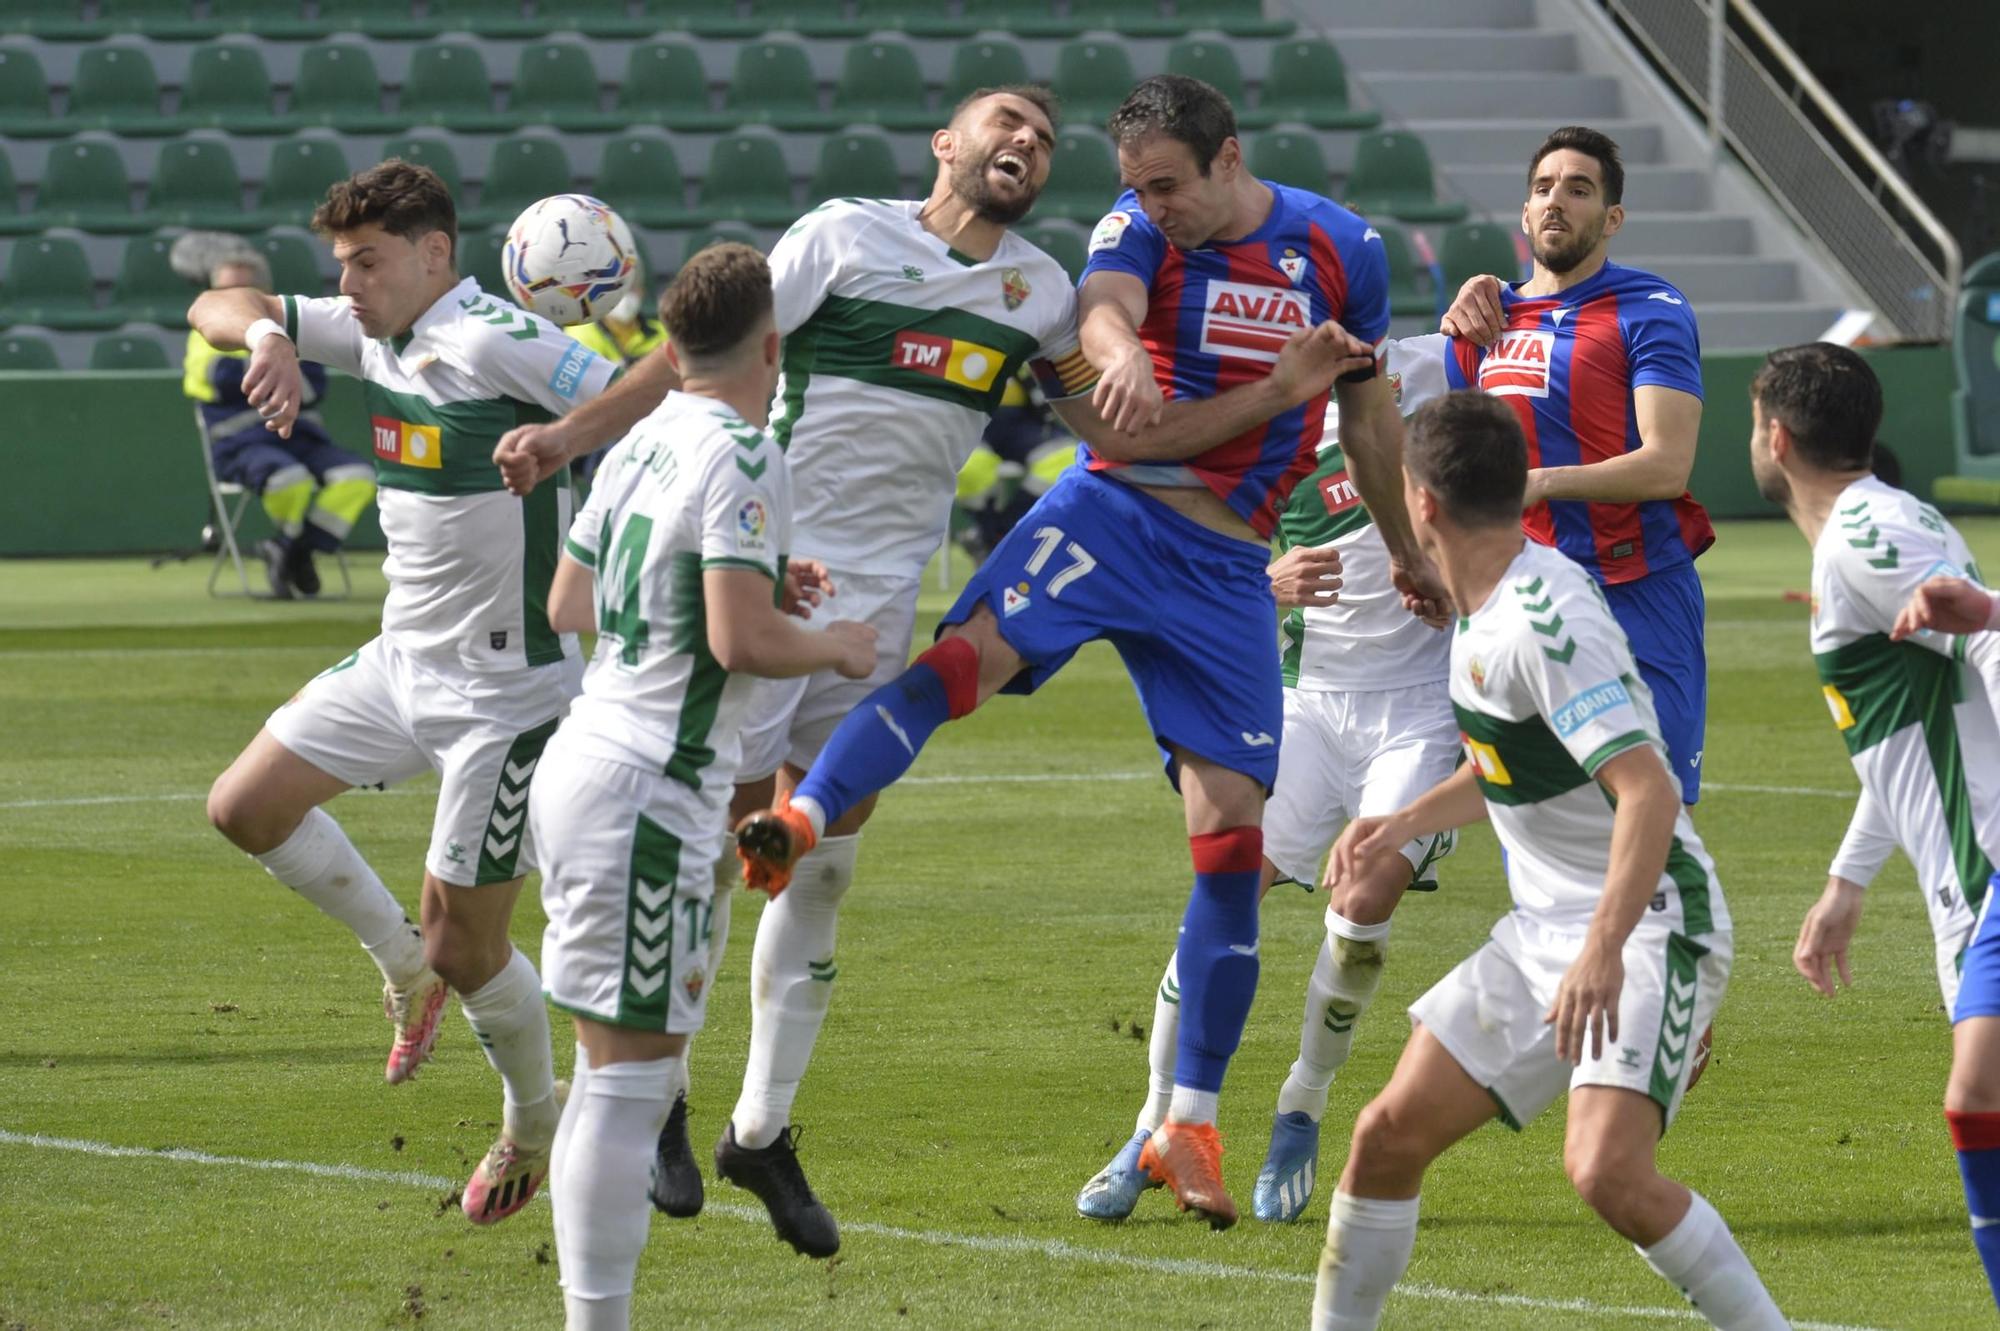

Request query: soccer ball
[{"left": 501, "top": 194, "right": 640, "bottom": 327}]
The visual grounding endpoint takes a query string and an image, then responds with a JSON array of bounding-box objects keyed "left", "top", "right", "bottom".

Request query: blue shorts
[
  {"left": 1604, "top": 562, "right": 1707, "bottom": 804},
  {"left": 943, "top": 467, "right": 1283, "bottom": 790},
  {"left": 1956, "top": 879, "right": 2000, "bottom": 1023}
]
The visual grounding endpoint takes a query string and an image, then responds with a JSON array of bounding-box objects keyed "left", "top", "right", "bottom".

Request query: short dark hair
[
  {"left": 659, "top": 243, "right": 773, "bottom": 361},
  {"left": 1749, "top": 342, "right": 1882, "bottom": 472},
  {"left": 950, "top": 83, "right": 1060, "bottom": 133},
  {"left": 1404, "top": 391, "right": 1528, "bottom": 527},
  {"left": 1107, "top": 75, "right": 1237, "bottom": 174},
  {"left": 312, "top": 158, "right": 457, "bottom": 263},
  {"left": 1528, "top": 126, "right": 1624, "bottom": 206}
]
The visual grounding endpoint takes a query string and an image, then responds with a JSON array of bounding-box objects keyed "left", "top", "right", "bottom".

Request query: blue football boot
[
  {"left": 1075, "top": 1128, "right": 1162, "bottom": 1220},
  {"left": 1251, "top": 1110, "right": 1321, "bottom": 1222}
]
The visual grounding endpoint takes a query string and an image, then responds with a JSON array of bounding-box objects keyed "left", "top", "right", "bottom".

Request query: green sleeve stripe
[
  {"left": 282, "top": 295, "right": 298, "bottom": 344},
  {"left": 1580, "top": 730, "right": 1654, "bottom": 775},
  {"left": 563, "top": 536, "right": 597, "bottom": 567},
  {"left": 701, "top": 556, "right": 777, "bottom": 578}
]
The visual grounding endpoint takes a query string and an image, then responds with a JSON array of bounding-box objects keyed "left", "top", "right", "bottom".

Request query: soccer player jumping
[{"left": 738, "top": 75, "right": 1442, "bottom": 1228}]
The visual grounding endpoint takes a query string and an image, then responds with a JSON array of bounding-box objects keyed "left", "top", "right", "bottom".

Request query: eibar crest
[
  {"left": 1277, "top": 246, "right": 1308, "bottom": 287},
  {"left": 1001, "top": 267, "right": 1030, "bottom": 310}
]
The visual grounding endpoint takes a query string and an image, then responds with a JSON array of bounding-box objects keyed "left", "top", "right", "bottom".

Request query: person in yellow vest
[
  {"left": 185, "top": 255, "right": 375, "bottom": 597},
  {"left": 566, "top": 290, "right": 669, "bottom": 484}
]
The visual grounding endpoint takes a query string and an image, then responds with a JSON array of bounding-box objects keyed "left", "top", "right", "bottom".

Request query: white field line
[
  {"left": 0, "top": 1128, "right": 1884, "bottom": 1331},
  {"left": 0, "top": 772, "right": 1853, "bottom": 814}
]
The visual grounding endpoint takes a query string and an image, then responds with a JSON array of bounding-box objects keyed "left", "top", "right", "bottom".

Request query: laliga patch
[
  {"left": 548, "top": 340, "right": 599, "bottom": 401},
  {"left": 1002, "top": 582, "right": 1030, "bottom": 616},
  {"left": 1479, "top": 330, "right": 1555, "bottom": 399},
  {"left": 1088, "top": 210, "right": 1132, "bottom": 253},
  {"left": 735, "top": 497, "right": 769, "bottom": 553},
  {"left": 1552, "top": 678, "right": 1632, "bottom": 738}
]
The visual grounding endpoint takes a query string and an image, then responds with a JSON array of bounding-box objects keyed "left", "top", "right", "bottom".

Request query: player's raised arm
[
  {"left": 1078, "top": 271, "right": 1165, "bottom": 433},
  {"left": 1893, "top": 574, "right": 2000, "bottom": 641},
  {"left": 189, "top": 284, "right": 304, "bottom": 438},
  {"left": 492, "top": 348, "right": 681, "bottom": 496}
]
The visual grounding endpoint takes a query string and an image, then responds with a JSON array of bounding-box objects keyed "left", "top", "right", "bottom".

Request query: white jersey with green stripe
[
  {"left": 284, "top": 278, "right": 619, "bottom": 672},
  {"left": 768, "top": 198, "right": 1086, "bottom": 578},
  {"left": 559, "top": 391, "right": 792, "bottom": 809},
  {"left": 1281, "top": 334, "right": 1452, "bottom": 693},
  {"left": 1452, "top": 541, "right": 1727, "bottom": 937},
  {"left": 1810, "top": 476, "right": 2000, "bottom": 957}
]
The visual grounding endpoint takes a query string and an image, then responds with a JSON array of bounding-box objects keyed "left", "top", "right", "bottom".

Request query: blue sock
[
  {"left": 1172, "top": 827, "right": 1264, "bottom": 1094},
  {"left": 792, "top": 639, "right": 979, "bottom": 829},
  {"left": 1950, "top": 1110, "right": 2000, "bottom": 1310}
]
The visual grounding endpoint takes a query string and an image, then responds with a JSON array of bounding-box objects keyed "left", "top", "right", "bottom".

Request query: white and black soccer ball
[{"left": 501, "top": 194, "right": 639, "bottom": 326}]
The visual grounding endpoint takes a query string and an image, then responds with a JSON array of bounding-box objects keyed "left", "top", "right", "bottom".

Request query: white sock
[
  {"left": 554, "top": 1055, "right": 683, "bottom": 1331},
  {"left": 551, "top": 1044, "right": 591, "bottom": 1260},
  {"left": 1138, "top": 948, "right": 1180, "bottom": 1134},
  {"left": 731, "top": 833, "right": 857, "bottom": 1149},
  {"left": 1169, "top": 1085, "right": 1219, "bottom": 1125},
  {"left": 459, "top": 947, "right": 559, "bottom": 1147},
  {"left": 1638, "top": 1191, "right": 1788, "bottom": 1329},
  {"left": 1313, "top": 1190, "right": 1419, "bottom": 1331},
  {"left": 1278, "top": 912, "right": 1391, "bottom": 1120},
  {"left": 254, "top": 807, "right": 425, "bottom": 986}
]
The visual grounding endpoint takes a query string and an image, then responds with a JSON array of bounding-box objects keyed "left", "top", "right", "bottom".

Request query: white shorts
[
  {"left": 738, "top": 569, "right": 921, "bottom": 781},
  {"left": 264, "top": 635, "right": 579, "bottom": 887},
  {"left": 1262, "top": 681, "right": 1460, "bottom": 888},
  {"left": 531, "top": 733, "right": 720, "bottom": 1035},
  {"left": 1410, "top": 912, "right": 1733, "bottom": 1131}
]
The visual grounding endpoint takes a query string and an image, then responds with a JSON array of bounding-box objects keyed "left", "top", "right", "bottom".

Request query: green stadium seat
[
  {"left": 593, "top": 134, "right": 696, "bottom": 229},
  {"left": 1197, "top": 0, "right": 1297, "bottom": 38},
  {"left": 830, "top": 40, "right": 932, "bottom": 132},
  {"left": 943, "top": 39, "right": 1031, "bottom": 107},
  {"left": 148, "top": 140, "right": 249, "bottom": 230},
  {"left": 616, "top": 40, "right": 729, "bottom": 132},
  {"left": 807, "top": 130, "right": 903, "bottom": 208},
  {"left": 3, "top": 235, "right": 108, "bottom": 329},
  {"left": 379, "top": 135, "right": 464, "bottom": 198},
  {"left": 1051, "top": 41, "right": 1136, "bottom": 127},
  {"left": 1096, "top": 0, "right": 1193, "bottom": 38},
  {"left": 697, "top": 130, "right": 797, "bottom": 226},
  {"left": 459, "top": 227, "right": 510, "bottom": 299},
  {"left": 6, "top": 2, "right": 96, "bottom": 41},
  {"left": 69, "top": 46, "right": 175, "bottom": 137},
  {"left": 1438, "top": 221, "right": 1523, "bottom": 291},
  {"left": 255, "top": 137, "right": 350, "bottom": 229},
  {"left": 181, "top": 43, "right": 287, "bottom": 135},
  {"left": 675, "top": 223, "right": 764, "bottom": 272},
  {"left": 105, "top": 233, "right": 193, "bottom": 325},
  {"left": 0, "top": 333, "right": 60, "bottom": 371},
  {"left": 852, "top": 0, "right": 977, "bottom": 39},
  {"left": 400, "top": 41, "right": 509, "bottom": 133},
  {"left": 253, "top": 229, "right": 328, "bottom": 297},
  {"left": 509, "top": 43, "right": 621, "bottom": 132},
  {"left": 314, "top": 0, "right": 441, "bottom": 40},
  {"left": 427, "top": 0, "right": 550, "bottom": 39},
  {"left": 34, "top": 141, "right": 144, "bottom": 233},
  {"left": 726, "top": 40, "right": 831, "bottom": 131},
  {"left": 90, "top": 332, "right": 173, "bottom": 370},
  {"left": 1259, "top": 39, "right": 1379, "bottom": 130},
  {"left": 1248, "top": 131, "right": 1330, "bottom": 193},
  {"left": 1167, "top": 39, "right": 1253, "bottom": 122},
  {"left": 776, "top": 0, "right": 863, "bottom": 39},
  {"left": 205, "top": 0, "right": 323, "bottom": 40},
  {"left": 960, "top": 0, "right": 1087, "bottom": 39},
  {"left": 1019, "top": 220, "right": 1087, "bottom": 283},
  {"left": 657, "top": 0, "right": 767, "bottom": 39},
  {"left": 1346, "top": 131, "right": 1467, "bottom": 223},
  {"left": 291, "top": 44, "right": 398, "bottom": 133},
  {"left": 469, "top": 134, "right": 573, "bottom": 230},
  {"left": 1370, "top": 220, "right": 1435, "bottom": 318},
  {"left": 0, "top": 48, "right": 69, "bottom": 140},
  {"left": 98, "top": 0, "right": 210, "bottom": 40},
  {"left": 1036, "top": 129, "right": 1121, "bottom": 224},
  {"left": 569, "top": 0, "right": 658, "bottom": 39},
  {"left": 0, "top": 149, "right": 33, "bottom": 237}
]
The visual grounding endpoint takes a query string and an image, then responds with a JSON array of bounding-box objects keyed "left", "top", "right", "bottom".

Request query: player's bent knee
[
  {"left": 205, "top": 771, "right": 291, "bottom": 854},
  {"left": 1347, "top": 1097, "right": 1435, "bottom": 1189},
  {"left": 1563, "top": 1139, "right": 1655, "bottom": 1225}
]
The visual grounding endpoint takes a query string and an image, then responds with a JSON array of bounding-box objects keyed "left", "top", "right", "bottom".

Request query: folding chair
[{"left": 197, "top": 407, "right": 352, "bottom": 599}]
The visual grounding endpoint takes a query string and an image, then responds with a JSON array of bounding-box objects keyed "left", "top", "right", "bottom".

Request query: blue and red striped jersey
[
  {"left": 1443, "top": 261, "right": 1714, "bottom": 585},
  {"left": 1078, "top": 182, "right": 1391, "bottom": 539}
]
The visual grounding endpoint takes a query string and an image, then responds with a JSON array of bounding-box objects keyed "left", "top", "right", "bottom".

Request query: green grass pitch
[{"left": 2, "top": 519, "right": 1995, "bottom": 1329}]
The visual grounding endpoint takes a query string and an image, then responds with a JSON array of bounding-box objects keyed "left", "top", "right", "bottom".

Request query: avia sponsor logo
[
  {"left": 1478, "top": 329, "right": 1555, "bottom": 399},
  {"left": 1199, "top": 279, "right": 1312, "bottom": 363},
  {"left": 1551, "top": 677, "right": 1631, "bottom": 738},
  {"left": 1318, "top": 468, "right": 1360, "bottom": 516},
  {"left": 371, "top": 416, "right": 442, "bottom": 469},
  {"left": 890, "top": 330, "right": 1005, "bottom": 392}
]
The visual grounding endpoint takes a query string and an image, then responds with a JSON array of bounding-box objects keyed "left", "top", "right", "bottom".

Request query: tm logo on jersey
[
  {"left": 1200, "top": 280, "right": 1312, "bottom": 363},
  {"left": 1479, "top": 330, "right": 1556, "bottom": 399},
  {"left": 891, "top": 330, "right": 1005, "bottom": 392},
  {"left": 1318, "top": 470, "right": 1360, "bottom": 515},
  {"left": 371, "top": 416, "right": 442, "bottom": 469},
  {"left": 1552, "top": 678, "right": 1632, "bottom": 738}
]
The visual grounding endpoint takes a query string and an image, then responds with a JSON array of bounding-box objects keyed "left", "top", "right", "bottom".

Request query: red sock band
[
  {"left": 915, "top": 636, "right": 981, "bottom": 720},
  {"left": 1947, "top": 1109, "right": 2000, "bottom": 1152},
  {"left": 1190, "top": 826, "right": 1263, "bottom": 875}
]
